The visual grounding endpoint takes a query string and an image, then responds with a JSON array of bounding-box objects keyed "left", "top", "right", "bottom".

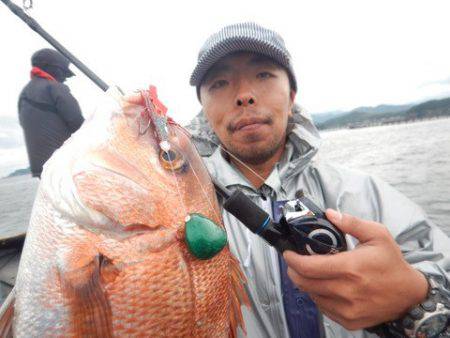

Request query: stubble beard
[{"left": 224, "top": 133, "right": 285, "bottom": 166}]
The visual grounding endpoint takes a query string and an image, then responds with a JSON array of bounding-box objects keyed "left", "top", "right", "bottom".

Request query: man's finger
[
  {"left": 286, "top": 267, "right": 326, "bottom": 294},
  {"left": 283, "top": 250, "right": 352, "bottom": 279},
  {"left": 286, "top": 268, "right": 345, "bottom": 297},
  {"left": 326, "top": 209, "right": 384, "bottom": 244},
  {"left": 312, "top": 294, "right": 348, "bottom": 323},
  {"left": 313, "top": 294, "right": 372, "bottom": 330}
]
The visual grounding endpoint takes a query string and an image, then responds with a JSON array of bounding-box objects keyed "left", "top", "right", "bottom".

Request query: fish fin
[
  {"left": 57, "top": 247, "right": 114, "bottom": 338},
  {"left": 74, "top": 165, "right": 160, "bottom": 228},
  {"left": 0, "top": 288, "right": 15, "bottom": 338},
  {"left": 229, "top": 255, "right": 250, "bottom": 338}
]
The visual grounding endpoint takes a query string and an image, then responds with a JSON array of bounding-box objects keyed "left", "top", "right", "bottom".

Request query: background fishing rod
[{"left": 1, "top": 0, "right": 109, "bottom": 92}]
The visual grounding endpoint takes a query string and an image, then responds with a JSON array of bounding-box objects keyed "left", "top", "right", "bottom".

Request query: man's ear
[{"left": 288, "top": 89, "right": 296, "bottom": 117}]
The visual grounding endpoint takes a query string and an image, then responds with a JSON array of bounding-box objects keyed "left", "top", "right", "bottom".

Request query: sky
[{"left": 0, "top": 0, "right": 450, "bottom": 175}]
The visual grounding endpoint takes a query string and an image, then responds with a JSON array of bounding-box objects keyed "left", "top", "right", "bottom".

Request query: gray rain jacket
[{"left": 186, "top": 106, "right": 450, "bottom": 338}]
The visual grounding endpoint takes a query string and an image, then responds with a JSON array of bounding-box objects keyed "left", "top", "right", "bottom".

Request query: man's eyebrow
[{"left": 203, "top": 64, "right": 231, "bottom": 84}]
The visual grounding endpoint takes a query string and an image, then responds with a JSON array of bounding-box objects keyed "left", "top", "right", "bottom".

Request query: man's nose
[
  {"left": 236, "top": 96, "right": 255, "bottom": 106},
  {"left": 235, "top": 82, "right": 256, "bottom": 107}
]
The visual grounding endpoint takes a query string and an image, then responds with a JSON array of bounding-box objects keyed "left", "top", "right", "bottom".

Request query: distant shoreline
[
  {"left": 319, "top": 116, "right": 450, "bottom": 132},
  {"left": 315, "top": 96, "right": 450, "bottom": 130},
  {"left": 2, "top": 168, "right": 30, "bottom": 179}
]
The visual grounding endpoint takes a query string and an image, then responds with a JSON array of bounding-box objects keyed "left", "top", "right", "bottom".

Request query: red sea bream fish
[{"left": 2, "top": 87, "right": 248, "bottom": 337}]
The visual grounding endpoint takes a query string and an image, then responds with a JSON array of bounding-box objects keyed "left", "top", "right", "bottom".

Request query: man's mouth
[{"left": 232, "top": 117, "right": 271, "bottom": 132}]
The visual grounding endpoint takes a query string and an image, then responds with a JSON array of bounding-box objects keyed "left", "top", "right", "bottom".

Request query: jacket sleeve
[
  {"left": 49, "top": 83, "right": 84, "bottom": 133},
  {"left": 316, "top": 164, "right": 450, "bottom": 287},
  {"left": 366, "top": 176, "right": 450, "bottom": 286}
]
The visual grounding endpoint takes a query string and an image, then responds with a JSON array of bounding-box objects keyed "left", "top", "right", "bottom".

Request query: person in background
[
  {"left": 0, "top": 49, "right": 85, "bottom": 305},
  {"left": 18, "top": 48, "right": 84, "bottom": 178},
  {"left": 187, "top": 22, "right": 450, "bottom": 337}
]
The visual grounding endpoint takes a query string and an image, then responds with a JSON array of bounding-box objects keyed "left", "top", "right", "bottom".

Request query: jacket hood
[{"left": 185, "top": 104, "right": 322, "bottom": 181}]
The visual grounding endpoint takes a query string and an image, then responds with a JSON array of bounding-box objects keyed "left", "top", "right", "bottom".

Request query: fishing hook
[{"left": 138, "top": 109, "right": 152, "bottom": 136}]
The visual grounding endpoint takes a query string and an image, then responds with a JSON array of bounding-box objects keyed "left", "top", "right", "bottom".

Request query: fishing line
[
  {"left": 204, "top": 139, "right": 268, "bottom": 185},
  {"left": 187, "top": 156, "right": 222, "bottom": 224},
  {"left": 219, "top": 145, "right": 267, "bottom": 183},
  {"left": 166, "top": 144, "right": 189, "bottom": 221}
]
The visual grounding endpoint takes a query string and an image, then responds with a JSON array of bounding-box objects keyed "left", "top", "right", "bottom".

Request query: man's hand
[{"left": 283, "top": 209, "right": 429, "bottom": 331}]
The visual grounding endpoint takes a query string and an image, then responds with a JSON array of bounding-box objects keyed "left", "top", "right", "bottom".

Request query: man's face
[{"left": 200, "top": 52, "right": 295, "bottom": 165}]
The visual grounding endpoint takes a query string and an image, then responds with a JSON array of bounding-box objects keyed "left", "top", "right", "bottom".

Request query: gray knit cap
[{"left": 190, "top": 22, "right": 297, "bottom": 97}]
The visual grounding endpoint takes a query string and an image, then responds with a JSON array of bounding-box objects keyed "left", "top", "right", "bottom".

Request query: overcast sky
[{"left": 1, "top": 0, "right": 450, "bottom": 176}]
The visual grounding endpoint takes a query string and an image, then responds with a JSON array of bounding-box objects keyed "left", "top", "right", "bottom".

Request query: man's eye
[
  {"left": 257, "top": 72, "right": 273, "bottom": 79},
  {"left": 210, "top": 79, "right": 228, "bottom": 90}
]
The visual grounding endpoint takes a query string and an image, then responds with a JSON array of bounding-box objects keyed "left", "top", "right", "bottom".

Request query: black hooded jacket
[{"left": 18, "top": 77, "right": 84, "bottom": 177}]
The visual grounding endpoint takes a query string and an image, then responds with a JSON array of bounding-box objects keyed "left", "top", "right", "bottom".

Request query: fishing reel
[
  {"left": 214, "top": 180, "right": 347, "bottom": 255},
  {"left": 277, "top": 195, "right": 347, "bottom": 255}
]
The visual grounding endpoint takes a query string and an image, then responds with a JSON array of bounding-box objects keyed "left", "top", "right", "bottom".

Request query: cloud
[
  {"left": 0, "top": 116, "right": 23, "bottom": 149},
  {"left": 0, "top": 146, "right": 28, "bottom": 178},
  {"left": 437, "top": 77, "right": 450, "bottom": 85},
  {"left": 0, "top": 137, "right": 23, "bottom": 149},
  {"left": 419, "top": 76, "right": 450, "bottom": 88}
]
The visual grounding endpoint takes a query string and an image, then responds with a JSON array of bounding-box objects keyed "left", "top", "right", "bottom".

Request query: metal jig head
[{"left": 140, "top": 86, "right": 171, "bottom": 152}]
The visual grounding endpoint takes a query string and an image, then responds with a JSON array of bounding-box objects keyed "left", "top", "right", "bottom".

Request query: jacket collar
[
  {"left": 206, "top": 146, "right": 284, "bottom": 195},
  {"left": 30, "top": 66, "right": 56, "bottom": 81}
]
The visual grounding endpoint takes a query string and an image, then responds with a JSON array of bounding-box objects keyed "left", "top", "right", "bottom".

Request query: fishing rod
[
  {"left": 1, "top": 0, "right": 108, "bottom": 91},
  {"left": 1, "top": 0, "right": 347, "bottom": 256}
]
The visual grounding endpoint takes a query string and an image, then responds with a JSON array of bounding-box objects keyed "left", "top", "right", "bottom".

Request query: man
[
  {"left": 18, "top": 48, "right": 84, "bottom": 178},
  {"left": 187, "top": 23, "right": 450, "bottom": 337}
]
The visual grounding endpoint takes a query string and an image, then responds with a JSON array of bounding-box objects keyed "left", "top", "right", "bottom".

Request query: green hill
[
  {"left": 315, "top": 97, "right": 450, "bottom": 130},
  {"left": 4, "top": 168, "right": 30, "bottom": 178},
  {"left": 405, "top": 97, "right": 450, "bottom": 119}
]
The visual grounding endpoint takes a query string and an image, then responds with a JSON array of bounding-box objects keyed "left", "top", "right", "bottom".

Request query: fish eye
[{"left": 159, "top": 149, "right": 185, "bottom": 171}]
